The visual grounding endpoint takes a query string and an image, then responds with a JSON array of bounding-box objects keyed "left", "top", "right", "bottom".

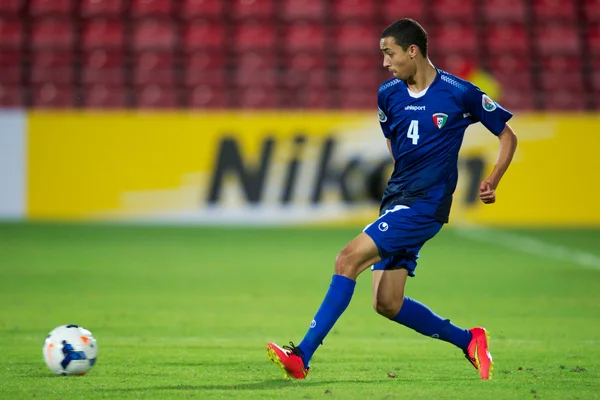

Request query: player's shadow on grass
[{"left": 102, "top": 379, "right": 382, "bottom": 392}]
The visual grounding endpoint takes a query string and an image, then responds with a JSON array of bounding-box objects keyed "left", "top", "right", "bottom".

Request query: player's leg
[
  {"left": 372, "top": 265, "right": 471, "bottom": 349},
  {"left": 372, "top": 268, "right": 492, "bottom": 379},
  {"left": 267, "top": 231, "right": 381, "bottom": 379},
  {"left": 368, "top": 205, "right": 493, "bottom": 379},
  {"left": 371, "top": 267, "right": 408, "bottom": 318}
]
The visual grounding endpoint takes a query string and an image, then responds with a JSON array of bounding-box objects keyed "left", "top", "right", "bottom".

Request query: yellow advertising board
[{"left": 27, "top": 112, "right": 600, "bottom": 226}]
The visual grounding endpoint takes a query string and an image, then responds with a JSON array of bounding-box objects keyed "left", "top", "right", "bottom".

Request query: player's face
[{"left": 380, "top": 37, "right": 416, "bottom": 80}]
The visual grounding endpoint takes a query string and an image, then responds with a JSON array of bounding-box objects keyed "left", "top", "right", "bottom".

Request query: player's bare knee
[
  {"left": 373, "top": 297, "right": 403, "bottom": 319},
  {"left": 334, "top": 247, "right": 360, "bottom": 278}
]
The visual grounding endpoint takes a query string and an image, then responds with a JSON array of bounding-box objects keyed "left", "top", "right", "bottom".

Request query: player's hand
[{"left": 479, "top": 181, "right": 496, "bottom": 204}]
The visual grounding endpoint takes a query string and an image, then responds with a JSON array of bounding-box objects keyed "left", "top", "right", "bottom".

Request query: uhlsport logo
[
  {"left": 482, "top": 94, "right": 497, "bottom": 112},
  {"left": 378, "top": 222, "right": 389, "bottom": 231},
  {"left": 378, "top": 107, "right": 387, "bottom": 122},
  {"left": 432, "top": 113, "right": 448, "bottom": 129},
  {"left": 404, "top": 105, "right": 426, "bottom": 111},
  {"left": 310, "top": 320, "right": 316, "bottom": 328}
]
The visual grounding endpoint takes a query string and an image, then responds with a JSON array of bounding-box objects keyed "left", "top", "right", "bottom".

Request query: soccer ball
[{"left": 42, "top": 324, "right": 98, "bottom": 375}]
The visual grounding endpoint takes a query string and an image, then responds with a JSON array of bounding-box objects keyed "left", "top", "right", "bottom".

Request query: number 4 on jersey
[{"left": 407, "top": 120, "right": 419, "bottom": 145}]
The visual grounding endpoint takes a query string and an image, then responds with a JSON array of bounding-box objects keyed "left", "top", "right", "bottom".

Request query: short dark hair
[{"left": 381, "top": 18, "right": 428, "bottom": 57}]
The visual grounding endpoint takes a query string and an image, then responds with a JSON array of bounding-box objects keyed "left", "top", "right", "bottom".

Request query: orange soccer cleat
[
  {"left": 266, "top": 341, "right": 309, "bottom": 380},
  {"left": 464, "top": 327, "right": 493, "bottom": 380}
]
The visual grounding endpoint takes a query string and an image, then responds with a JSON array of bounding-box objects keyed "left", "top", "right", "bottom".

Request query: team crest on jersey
[
  {"left": 482, "top": 94, "right": 497, "bottom": 112},
  {"left": 432, "top": 113, "right": 448, "bottom": 129},
  {"left": 378, "top": 107, "right": 387, "bottom": 122}
]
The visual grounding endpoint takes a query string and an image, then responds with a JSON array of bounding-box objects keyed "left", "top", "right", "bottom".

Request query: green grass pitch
[{"left": 0, "top": 223, "right": 599, "bottom": 399}]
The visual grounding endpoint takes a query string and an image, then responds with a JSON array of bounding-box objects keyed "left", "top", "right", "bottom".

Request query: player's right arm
[
  {"left": 479, "top": 123, "right": 518, "bottom": 204},
  {"left": 461, "top": 83, "right": 515, "bottom": 205}
]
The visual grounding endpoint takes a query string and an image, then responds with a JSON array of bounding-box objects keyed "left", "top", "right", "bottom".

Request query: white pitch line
[{"left": 454, "top": 226, "right": 600, "bottom": 271}]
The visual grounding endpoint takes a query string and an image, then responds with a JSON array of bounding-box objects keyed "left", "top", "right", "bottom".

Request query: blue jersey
[{"left": 377, "top": 69, "right": 512, "bottom": 223}]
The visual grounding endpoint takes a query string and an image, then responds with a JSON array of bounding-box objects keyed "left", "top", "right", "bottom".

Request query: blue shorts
[{"left": 363, "top": 205, "right": 443, "bottom": 277}]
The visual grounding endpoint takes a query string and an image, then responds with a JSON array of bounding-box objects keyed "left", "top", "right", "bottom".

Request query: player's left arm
[{"left": 479, "top": 123, "right": 518, "bottom": 204}]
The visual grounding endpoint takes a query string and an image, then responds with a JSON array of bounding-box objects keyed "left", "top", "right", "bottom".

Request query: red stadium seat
[
  {"left": 535, "top": 23, "right": 580, "bottom": 55},
  {"left": 82, "top": 19, "right": 125, "bottom": 49},
  {"left": 539, "top": 71, "right": 584, "bottom": 93},
  {"left": 184, "top": 20, "right": 225, "bottom": 50},
  {"left": 132, "top": 51, "right": 175, "bottom": 85},
  {"left": 0, "top": 50, "right": 21, "bottom": 85},
  {"left": 296, "top": 68, "right": 329, "bottom": 89},
  {"left": 281, "top": 0, "right": 326, "bottom": 20},
  {"left": 187, "top": 84, "right": 229, "bottom": 108},
  {"left": 283, "top": 21, "right": 326, "bottom": 52},
  {"left": 498, "top": 89, "right": 536, "bottom": 110},
  {"left": 31, "top": 18, "right": 74, "bottom": 49},
  {"left": 184, "top": 51, "right": 227, "bottom": 86},
  {"left": 382, "top": 0, "right": 425, "bottom": 23},
  {"left": 32, "top": 83, "right": 74, "bottom": 108},
  {"left": 334, "top": 22, "right": 379, "bottom": 53},
  {"left": 132, "top": 19, "right": 176, "bottom": 50},
  {"left": 131, "top": 0, "right": 174, "bottom": 17},
  {"left": 584, "top": 0, "right": 600, "bottom": 22},
  {"left": 337, "top": 69, "right": 379, "bottom": 90},
  {"left": 435, "top": 54, "right": 477, "bottom": 77},
  {"left": 336, "top": 53, "right": 379, "bottom": 89},
  {"left": 533, "top": 0, "right": 576, "bottom": 22},
  {"left": 135, "top": 84, "right": 179, "bottom": 108},
  {"left": 237, "top": 85, "right": 280, "bottom": 109},
  {"left": 539, "top": 56, "right": 584, "bottom": 92},
  {"left": 587, "top": 26, "right": 600, "bottom": 55},
  {"left": 81, "top": 0, "right": 124, "bottom": 17},
  {"left": 232, "top": 0, "right": 275, "bottom": 19},
  {"left": 487, "top": 54, "right": 531, "bottom": 75},
  {"left": 83, "top": 84, "right": 128, "bottom": 108},
  {"left": 338, "top": 53, "right": 374, "bottom": 71},
  {"left": 431, "top": 23, "right": 477, "bottom": 55},
  {"left": 29, "top": 0, "right": 73, "bottom": 16},
  {"left": 339, "top": 88, "right": 374, "bottom": 109},
  {"left": 181, "top": 0, "right": 224, "bottom": 19},
  {"left": 592, "top": 58, "right": 600, "bottom": 91},
  {"left": 481, "top": 0, "right": 527, "bottom": 21},
  {"left": 281, "top": 52, "right": 328, "bottom": 89},
  {"left": 0, "top": 19, "right": 23, "bottom": 48},
  {"left": 0, "top": 0, "right": 22, "bottom": 15},
  {"left": 332, "top": 0, "right": 376, "bottom": 21},
  {"left": 282, "top": 86, "right": 334, "bottom": 109},
  {"left": 492, "top": 71, "right": 533, "bottom": 92},
  {"left": 484, "top": 23, "right": 530, "bottom": 54},
  {"left": 81, "top": 49, "right": 126, "bottom": 85},
  {"left": 591, "top": 59, "right": 600, "bottom": 109},
  {"left": 235, "top": 51, "right": 277, "bottom": 86},
  {"left": 233, "top": 21, "right": 276, "bottom": 50},
  {"left": 431, "top": 0, "right": 476, "bottom": 22},
  {"left": 0, "top": 84, "right": 24, "bottom": 107},
  {"left": 281, "top": 66, "right": 328, "bottom": 91},
  {"left": 31, "top": 50, "right": 74, "bottom": 84},
  {"left": 540, "top": 55, "right": 582, "bottom": 73},
  {"left": 542, "top": 90, "right": 587, "bottom": 110},
  {"left": 284, "top": 52, "right": 326, "bottom": 70}
]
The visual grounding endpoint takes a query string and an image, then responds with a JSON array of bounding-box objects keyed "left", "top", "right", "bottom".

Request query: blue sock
[
  {"left": 391, "top": 297, "right": 472, "bottom": 350},
  {"left": 297, "top": 274, "right": 356, "bottom": 367}
]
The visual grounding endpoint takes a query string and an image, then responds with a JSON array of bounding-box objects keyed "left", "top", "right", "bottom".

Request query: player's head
[{"left": 380, "top": 18, "right": 428, "bottom": 80}]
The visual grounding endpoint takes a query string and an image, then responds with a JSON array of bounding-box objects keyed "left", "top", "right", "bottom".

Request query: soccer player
[{"left": 266, "top": 18, "right": 518, "bottom": 380}]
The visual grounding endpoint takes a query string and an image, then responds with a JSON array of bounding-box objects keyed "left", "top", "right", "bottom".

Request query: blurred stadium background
[
  {"left": 0, "top": 0, "right": 599, "bottom": 109},
  {"left": 0, "top": 0, "right": 599, "bottom": 226}
]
